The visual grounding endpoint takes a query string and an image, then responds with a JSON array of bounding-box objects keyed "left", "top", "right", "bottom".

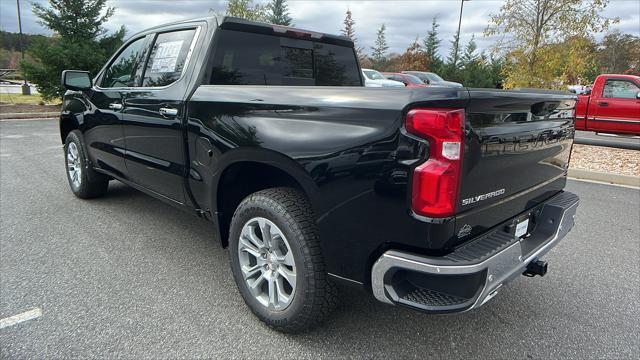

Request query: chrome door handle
[
  {"left": 159, "top": 107, "right": 178, "bottom": 117},
  {"left": 108, "top": 103, "right": 123, "bottom": 111}
]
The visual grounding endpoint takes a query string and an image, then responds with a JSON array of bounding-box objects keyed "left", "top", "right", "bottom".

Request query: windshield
[
  {"left": 363, "top": 70, "right": 385, "bottom": 80},
  {"left": 404, "top": 74, "right": 424, "bottom": 85},
  {"left": 425, "top": 72, "right": 444, "bottom": 82}
]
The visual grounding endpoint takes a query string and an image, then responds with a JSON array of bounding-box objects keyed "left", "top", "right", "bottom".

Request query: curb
[
  {"left": 574, "top": 137, "right": 640, "bottom": 151},
  {"left": 0, "top": 112, "right": 59, "bottom": 120},
  {"left": 568, "top": 168, "right": 640, "bottom": 188}
]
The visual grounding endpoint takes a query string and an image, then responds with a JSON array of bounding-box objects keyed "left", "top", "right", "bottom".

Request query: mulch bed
[{"left": 0, "top": 102, "right": 61, "bottom": 114}]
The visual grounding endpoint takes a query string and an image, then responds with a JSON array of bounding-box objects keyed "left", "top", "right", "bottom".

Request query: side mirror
[
  {"left": 636, "top": 91, "right": 640, "bottom": 99},
  {"left": 584, "top": 88, "right": 592, "bottom": 95},
  {"left": 425, "top": 79, "right": 431, "bottom": 84},
  {"left": 62, "top": 70, "right": 92, "bottom": 91}
]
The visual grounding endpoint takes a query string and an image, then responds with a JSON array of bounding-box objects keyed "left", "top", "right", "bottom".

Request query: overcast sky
[{"left": 1, "top": 0, "right": 639, "bottom": 57}]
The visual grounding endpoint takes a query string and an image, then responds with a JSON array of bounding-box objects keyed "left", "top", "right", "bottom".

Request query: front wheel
[
  {"left": 64, "top": 130, "right": 109, "bottom": 199},
  {"left": 229, "top": 188, "right": 338, "bottom": 332}
]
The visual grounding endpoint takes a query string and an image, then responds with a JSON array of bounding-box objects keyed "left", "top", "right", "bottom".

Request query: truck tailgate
[{"left": 454, "top": 89, "right": 576, "bottom": 242}]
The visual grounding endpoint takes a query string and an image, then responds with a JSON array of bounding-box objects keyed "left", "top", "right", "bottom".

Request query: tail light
[{"left": 406, "top": 108, "right": 465, "bottom": 218}]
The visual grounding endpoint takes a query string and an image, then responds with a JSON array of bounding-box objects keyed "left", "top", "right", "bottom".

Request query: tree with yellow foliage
[{"left": 485, "top": 0, "right": 617, "bottom": 89}]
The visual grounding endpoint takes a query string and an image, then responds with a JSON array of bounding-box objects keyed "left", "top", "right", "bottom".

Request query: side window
[
  {"left": 101, "top": 37, "right": 146, "bottom": 88},
  {"left": 603, "top": 80, "right": 640, "bottom": 99},
  {"left": 209, "top": 29, "right": 361, "bottom": 86},
  {"left": 142, "top": 29, "right": 196, "bottom": 87}
]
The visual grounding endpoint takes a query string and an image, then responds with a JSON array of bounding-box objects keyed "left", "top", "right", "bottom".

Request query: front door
[
  {"left": 121, "top": 28, "right": 198, "bottom": 203},
  {"left": 83, "top": 36, "right": 148, "bottom": 178},
  {"left": 591, "top": 78, "right": 640, "bottom": 134}
]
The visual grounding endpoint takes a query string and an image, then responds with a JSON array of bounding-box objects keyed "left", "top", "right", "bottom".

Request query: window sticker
[{"left": 151, "top": 40, "right": 184, "bottom": 73}]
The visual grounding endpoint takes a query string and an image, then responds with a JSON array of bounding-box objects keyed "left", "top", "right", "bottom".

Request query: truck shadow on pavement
[{"left": 91, "top": 182, "right": 563, "bottom": 357}]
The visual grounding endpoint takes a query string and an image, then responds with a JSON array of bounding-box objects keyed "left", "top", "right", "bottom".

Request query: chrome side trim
[
  {"left": 590, "top": 117, "right": 639, "bottom": 124},
  {"left": 371, "top": 193, "right": 579, "bottom": 309}
]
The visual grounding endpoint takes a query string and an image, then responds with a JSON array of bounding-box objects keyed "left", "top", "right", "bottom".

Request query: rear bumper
[{"left": 371, "top": 191, "right": 579, "bottom": 313}]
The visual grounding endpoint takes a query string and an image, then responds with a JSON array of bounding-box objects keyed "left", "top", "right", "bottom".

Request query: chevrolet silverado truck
[
  {"left": 575, "top": 74, "right": 640, "bottom": 135},
  {"left": 60, "top": 17, "right": 580, "bottom": 332}
]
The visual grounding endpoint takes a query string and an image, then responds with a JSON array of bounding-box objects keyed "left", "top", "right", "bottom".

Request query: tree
[
  {"left": 445, "top": 33, "right": 460, "bottom": 67},
  {"left": 597, "top": 31, "right": 640, "bottom": 75},
  {"left": 266, "top": 0, "right": 292, "bottom": 26},
  {"left": 396, "top": 37, "right": 428, "bottom": 72},
  {"left": 440, "top": 33, "right": 461, "bottom": 81},
  {"left": 460, "top": 35, "right": 478, "bottom": 65},
  {"left": 225, "top": 0, "right": 267, "bottom": 22},
  {"left": 19, "top": 0, "right": 125, "bottom": 100},
  {"left": 459, "top": 36, "right": 493, "bottom": 88},
  {"left": 341, "top": 9, "right": 364, "bottom": 62},
  {"left": 485, "top": 0, "right": 618, "bottom": 88},
  {"left": 370, "top": 24, "right": 389, "bottom": 68},
  {"left": 422, "top": 17, "right": 443, "bottom": 72},
  {"left": 32, "top": 0, "right": 114, "bottom": 39},
  {"left": 562, "top": 36, "right": 599, "bottom": 84}
]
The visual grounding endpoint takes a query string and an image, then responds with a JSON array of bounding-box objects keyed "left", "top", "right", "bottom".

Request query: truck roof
[
  {"left": 597, "top": 74, "right": 640, "bottom": 81},
  {"left": 219, "top": 17, "right": 354, "bottom": 47},
  {"left": 128, "top": 16, "right": 354, "bottom": 48}
]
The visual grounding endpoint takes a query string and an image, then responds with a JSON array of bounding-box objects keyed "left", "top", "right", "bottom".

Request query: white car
[{"left": 362, "top": 69, "right": 405, "bottom": 87}]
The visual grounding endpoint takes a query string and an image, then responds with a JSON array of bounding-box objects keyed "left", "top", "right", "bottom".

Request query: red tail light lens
[{"left": 406, "top": 108, "right": 465, "bottom": 218}]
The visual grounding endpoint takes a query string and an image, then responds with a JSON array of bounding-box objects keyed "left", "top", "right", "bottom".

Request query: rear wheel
[
  {"left": 229, "top": 188, "right": 337, "bottom": 332},
  {"left": 64, "top": 130, "right": 109, "bottom": 199}
]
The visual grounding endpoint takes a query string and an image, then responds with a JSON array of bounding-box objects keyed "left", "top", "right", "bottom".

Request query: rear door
[
  {"left": 121, "top": 27, "right": 200, "bottom": 203},
  {"left": 590, "top": 78, "right": 640, "bottom": 134}
]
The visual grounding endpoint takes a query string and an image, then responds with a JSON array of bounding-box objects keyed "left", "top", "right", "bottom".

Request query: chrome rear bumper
[{"left": 371, "top": 191, "right": 579, "bottom": 313}]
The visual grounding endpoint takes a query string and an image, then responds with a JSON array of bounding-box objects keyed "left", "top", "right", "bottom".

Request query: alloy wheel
[
  {"left": 67, "top": 142, "right": 82, "bottom": 188},
  {"left": 237, "top": 217, "right": 297, "bottom": 311}
]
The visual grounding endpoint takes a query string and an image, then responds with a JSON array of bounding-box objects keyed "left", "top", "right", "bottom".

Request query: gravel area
[{"left": 570, "top": 144, "right": 640, "bottom": 177}]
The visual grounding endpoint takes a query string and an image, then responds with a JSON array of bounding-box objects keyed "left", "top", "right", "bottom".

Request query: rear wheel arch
[{"left": 214, "top": 158, "right": 318, "bottom": 248}]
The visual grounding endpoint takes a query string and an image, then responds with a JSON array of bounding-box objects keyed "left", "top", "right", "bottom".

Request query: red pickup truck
[{"left": 575, "top": 74, "right": 640, "bottom": 135}]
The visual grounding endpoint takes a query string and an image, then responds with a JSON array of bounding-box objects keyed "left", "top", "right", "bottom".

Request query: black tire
[
  {"left": 229, "top": 187, "right": 338, "bottom": 333},
  {"left": 64, "top": 130, "right": 109, "bottom": 199}
]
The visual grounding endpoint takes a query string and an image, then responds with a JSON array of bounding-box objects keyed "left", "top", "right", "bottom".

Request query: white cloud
[{"left": 1, "top": 0, "right": 638, "bottom": 58}]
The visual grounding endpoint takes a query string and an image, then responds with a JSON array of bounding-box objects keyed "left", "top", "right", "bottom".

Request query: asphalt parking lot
[{"left": 1, "top": 119, "right": 639, "bottom": 359}]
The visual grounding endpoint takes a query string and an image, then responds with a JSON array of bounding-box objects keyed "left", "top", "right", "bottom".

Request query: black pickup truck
[{"left": 60, "top": 17, "right": 579, "bottom": 332}]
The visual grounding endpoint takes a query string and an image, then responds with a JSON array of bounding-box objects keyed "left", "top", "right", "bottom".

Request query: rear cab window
[{"left": 209, "top": 29, "right": 361, "bottom": 86}]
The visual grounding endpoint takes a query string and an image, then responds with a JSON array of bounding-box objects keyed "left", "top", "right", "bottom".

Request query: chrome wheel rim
[
  {"left": 67, "top": 142, "right": 81, "bottom": 188},
  {"left": 238, "top": 217, "right": 296, "bottom": 311}
]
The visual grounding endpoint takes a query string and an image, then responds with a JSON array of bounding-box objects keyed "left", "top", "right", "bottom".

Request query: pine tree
[
  {"left": 446, "top": 33, "right": 460, "bottom": 67},
  {"left": 20, "top": 0, "right": 125, "bottom": 100},
  {"left": 422, "top": 17, "right": 443, "bottom": 71},
  {"left": 341, "top": 9, "right": 364, "bottom": 61},
  {"left": 461, "top": 35, "right": 478, "bottom": 66},
  {"left": 266, "top": 0, "right": 292, "bottom": 26},
  {"left": 32, "top": 0, "right": 114, "bottom": 40},
  {"left": 370, "top": 24, "right": 389, "bottom": 67}
]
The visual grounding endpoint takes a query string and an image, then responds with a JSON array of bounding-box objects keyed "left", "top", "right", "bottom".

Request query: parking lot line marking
[
  {"left": 0, "top": 308, "right": 42, "bottom": 329},
  {"left": 568, "top": 177, "right": 640, "bottom": 190}
]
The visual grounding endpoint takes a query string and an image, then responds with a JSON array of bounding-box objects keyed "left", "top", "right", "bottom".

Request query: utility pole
[
  {"left": 452, "top": 0, "right": 469, "bottom": 68},
  {"left": 16, "top": 0, "right": 31, "bottom": 95}
]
